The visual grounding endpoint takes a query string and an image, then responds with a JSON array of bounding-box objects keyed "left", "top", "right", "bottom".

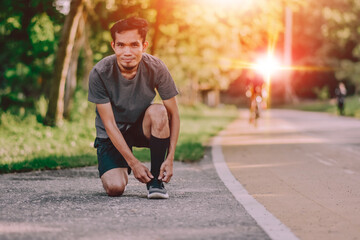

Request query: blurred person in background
[
  {"left": 246, "top": 73, "right": 264, "bottom": 127},
  {"left": 335, "top": 82, "right": 347, "bottom": 116}
]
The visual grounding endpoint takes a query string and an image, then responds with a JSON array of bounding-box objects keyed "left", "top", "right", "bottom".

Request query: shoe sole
[{"left": 147, "top": 192, "right": 169, "bottom": 199}]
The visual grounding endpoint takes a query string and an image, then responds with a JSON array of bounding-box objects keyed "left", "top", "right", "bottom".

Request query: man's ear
[
  {"left": 142, "top": 41, "right": 149, "bottom": 52},
  {"left": 111, "top": 41, "right": 115, "bottom": 51}
]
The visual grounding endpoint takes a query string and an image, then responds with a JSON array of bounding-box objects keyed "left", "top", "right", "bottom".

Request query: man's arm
[
  {"left": 159, "top": 96, "right": 180, "bottom": 183},
  {"left": 96, "top": 103, "right": 153, "bottom": 183}
]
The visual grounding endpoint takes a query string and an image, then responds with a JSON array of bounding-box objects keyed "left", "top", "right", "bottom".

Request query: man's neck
[{"left": 118, "top": 62, "right": 138, "bottom": 80}]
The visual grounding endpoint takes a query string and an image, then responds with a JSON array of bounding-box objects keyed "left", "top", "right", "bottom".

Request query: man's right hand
[
  {"left": 131, "top": 161, "right": 153, "bottom": 183},
  {"left": 97, "top": 103, "right": 153, "bottom": 184}
]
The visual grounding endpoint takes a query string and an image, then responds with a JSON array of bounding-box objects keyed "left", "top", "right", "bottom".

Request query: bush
[{"left": 313, "top": 86, "right": 330, "bottom": 100}]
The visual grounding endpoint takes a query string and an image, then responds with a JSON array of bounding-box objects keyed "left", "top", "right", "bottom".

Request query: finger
[
  {"left": 158, "top": 168, "right": 165, "bottom": 180},
  {"left": 146, "top": 168, "right": 154, "bottom": 179},
  {"left": 139, "top": 171, "right": 152, "bottom": 184},
  {"left": 136, "top": 175, "right": 146, "bottom": 183},
  {"left": 139, "top": 174, "right": 150, "bottom": 183},
  {"left": 163, "top": 172, "right": 173, "bottom": 183},
  {"left": 139, "top": 176, "right": 149, "bottom": 183},
  {"left": 163, "top": 176, "right": 169, "bottom": 183},
  {"left": 135, "top": 171, "right": 150, "bottom": 183}
]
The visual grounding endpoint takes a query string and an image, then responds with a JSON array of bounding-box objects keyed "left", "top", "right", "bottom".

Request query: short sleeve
[
  {"left": 156, "top": 61, "right": 179, "bottom": 100},
  {"left": 88, "top": 69, "right": 110, "bottom": 104}
]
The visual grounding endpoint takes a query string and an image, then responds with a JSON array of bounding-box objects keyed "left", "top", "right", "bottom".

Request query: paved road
[
  {"left": 0, "top": 148, "right": 270, "bottom": 240},
  {"left": 2, "top": 108, "right": 359, "bottom": 240},
  {"left": 221, "top": 109, "right": 360, "bottom": 240}
]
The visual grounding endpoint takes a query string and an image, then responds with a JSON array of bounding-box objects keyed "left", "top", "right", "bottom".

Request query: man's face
[{"left": 111, "top": 29, "right": 148, "bottom": 71}]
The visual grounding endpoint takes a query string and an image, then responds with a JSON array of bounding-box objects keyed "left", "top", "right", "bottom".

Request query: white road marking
[
  {"left": 344, "top": 146, "right": 360, "bottom": 157},
  {"left": 344, "top": 169, "right": 355, "bottom": 175},
  {"left": 328, "top": 158, "right": 337, "bottom": 164},
  {"left": 317, "top": 159, "right": 333, "bottom": 166},
  {"left": 211, "top": 136, "right": 299, "bottom": 240},
  {"left": 307, "top": 153, "right": 334, "bottom": 166}
]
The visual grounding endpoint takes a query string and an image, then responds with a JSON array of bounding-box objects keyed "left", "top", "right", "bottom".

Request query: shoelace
[{"left": 149, "top": 179, "right": 163, "bottom": 189}]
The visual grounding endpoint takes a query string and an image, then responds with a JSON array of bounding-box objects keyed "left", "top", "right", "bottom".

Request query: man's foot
[{"left": 147, "top": 179, "right": 169, "bottom": 199}]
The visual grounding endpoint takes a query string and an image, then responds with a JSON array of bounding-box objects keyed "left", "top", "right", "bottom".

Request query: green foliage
[
  {"left": 30, "top": 13, "right": 56, "bottom": 53},
  {"left": 3, "top": 0, "right": 360, "bottom": 114},
  {"left": 0, "top": 155, "right": 97, "bottom": 173},
  {"left": 0, "top": 102, "right": 96, "bottom": 171},
  {"left": 0, "top": 0, "right": 63, "bottom": 107},
  {"left": 35, "top": 95, "right": 48, "bottom": 120},
  {"left": 335, "top": 60, "right": 360, "bottom": 92},
  {"left": 343, "top": 95, "right": 360, "bottom": 117},
  {"left": 68, "top": 88, "right": 93, "bottom": 121},
  {"left": 283, "top": 100, "right": 336, "bottom": 113},
  {"left": 283, "top": 95, "right": 360, "bottom": 118},
  {"left": 176, "top": 104, "right": 238, "bottom": 161},
  {"left": 2, "top": 0, "right": 294, "bottom": 110},
  {"left": 155, "top": 0, "right": 284, "bottom": 93},
  {"left": 318, "top": 0, "right": 360, "bottom": 92},
  {"left": 313, "top": 86, "right": 330, "bottom": 100}
]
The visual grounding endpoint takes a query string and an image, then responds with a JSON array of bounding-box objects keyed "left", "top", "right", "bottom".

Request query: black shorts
[{"left": 94, "top": 113, "right": 150, "bottom": 177}]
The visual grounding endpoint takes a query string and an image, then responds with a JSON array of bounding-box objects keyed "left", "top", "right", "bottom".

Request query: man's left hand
[{"left": 158, "top": 159, "right": 173, "bottom": 183}]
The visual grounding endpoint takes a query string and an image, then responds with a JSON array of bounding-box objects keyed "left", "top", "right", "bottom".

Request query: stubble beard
[
  {"left": 117, "top": 57, "right": 140, "bottom": 72},
  {"left": 118, "top": 58, "right": 138, "bottom": 71},
  {"left": 122, "top": 65, "right": 137, "bottom": 71}
]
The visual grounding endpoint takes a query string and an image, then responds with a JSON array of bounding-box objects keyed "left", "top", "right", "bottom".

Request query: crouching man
[{"left": 88, "top": 17, "right": 180, "bottom": 199}]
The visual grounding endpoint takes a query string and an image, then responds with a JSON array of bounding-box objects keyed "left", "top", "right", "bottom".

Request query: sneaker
[{"left": 147, "top": 179, "right": 169, "bottom": 199}]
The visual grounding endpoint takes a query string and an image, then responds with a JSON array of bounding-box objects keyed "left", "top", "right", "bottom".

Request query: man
[
  {"left": 335, "top": 82, "right": 347, "bottom": 116},
  {"left": 88, "top": 17, "right": 180, "bottom": 199}
]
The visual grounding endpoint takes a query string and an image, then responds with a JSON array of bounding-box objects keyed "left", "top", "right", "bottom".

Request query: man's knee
[
  {"left": 100, "top": 168, "right": 128, "bottom": 197},
  {"left": 147, "top": 104, "right": 167, "bottom": 118},
  {"left": 104, "top": 183, "right": 126, "bottom": 197},
  {"left": 148, "top": 105, "right": 168, "bottom": 125}
]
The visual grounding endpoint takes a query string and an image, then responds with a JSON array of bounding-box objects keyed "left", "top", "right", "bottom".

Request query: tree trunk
[
  {"left": 189, "top": 75, "right": 199, "bottom": 105},
  {"left": 44, "top": 0, "right": 84, "bottom": 126},
  {"left": 81, "top": 22, "right": 93, "bottom": 90},
  {"left": 283, "top": 6, "right": 298, "bottom": 104},
  {"left": 149, "top": 0, "right": 165, "bottom": 55},
  {"left": 63, "top": 10, "right": 87, "bottom": 119}
]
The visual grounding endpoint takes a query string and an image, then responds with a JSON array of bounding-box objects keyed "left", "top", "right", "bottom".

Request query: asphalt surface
[
  {"left": 0, "top": 147, "right": 270, "bottom": 240},
  {"left": 221, "top": 109, "right": 360, "bottom": 240}
]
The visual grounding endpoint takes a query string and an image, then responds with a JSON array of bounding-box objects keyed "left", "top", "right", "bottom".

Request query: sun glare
[
  {"left": 253, "top": 54, "right": 281, "bottom": 78},
  {"left": 200, "top": 0, "right": 253, "bottom": 9}
]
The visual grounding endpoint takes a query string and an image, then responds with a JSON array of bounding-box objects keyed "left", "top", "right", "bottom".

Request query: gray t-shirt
[{"left": 88, "top": 53, "right": 179, "bottom": 138}]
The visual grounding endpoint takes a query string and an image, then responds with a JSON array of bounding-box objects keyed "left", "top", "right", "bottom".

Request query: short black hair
[{"left": 110, "top": 17, "right": 149, "bottom": 43}]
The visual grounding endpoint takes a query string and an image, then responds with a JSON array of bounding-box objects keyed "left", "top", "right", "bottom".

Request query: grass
[
  {"left": 0, "top": 93, "right": 238, "bottom": 173},
  {"left": 280, "top": 95, "right": 360, "bottom": 118},
  {"left": 343, "top": 96, "right": 360, "bottom": 118}
]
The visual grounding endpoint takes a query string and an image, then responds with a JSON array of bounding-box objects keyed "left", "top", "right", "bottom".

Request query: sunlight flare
[{"left": 253, "top": 54, "right": 281, "bottom": 79}]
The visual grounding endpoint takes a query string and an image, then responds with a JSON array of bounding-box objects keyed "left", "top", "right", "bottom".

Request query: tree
[
  {"left": 0, "top": 0, "right": 63, "bottom": 110},
  {"left": 63, "top": 10, "right": 87, "bottom": 119},
  {"left": 44, "top": 0, "right": 84, "bottom": 126},
  {"left": 320, "top": 0, "right": 360, "bottom": 94},
  {"left": 153, "top": 0, "right": 285, "bottom": 104}
]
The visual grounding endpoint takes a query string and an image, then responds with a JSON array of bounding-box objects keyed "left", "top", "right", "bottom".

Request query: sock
[{"left": 150, "top": 135, "right": 170, "bottom": 180}]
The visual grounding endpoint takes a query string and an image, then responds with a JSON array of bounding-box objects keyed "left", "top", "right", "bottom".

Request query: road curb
[{"left": 211, "top": 134, "right": 299, "bottom": 240}]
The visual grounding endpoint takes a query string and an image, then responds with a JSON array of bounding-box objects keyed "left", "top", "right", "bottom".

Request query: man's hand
[
  {"left": 132, "top": 161, "right": 153, "bottom": 183},
  {"left": 158, "top": 159, "right": 173, "bottom": 183}
]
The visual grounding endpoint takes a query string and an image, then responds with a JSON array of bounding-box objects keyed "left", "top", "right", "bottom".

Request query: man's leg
[
  {"left": 95, "top": 136, "right": 132, "bottom": 197},
  {"left": 101, "top": 168, "right": 128, "bottom": 197},
  {"left": 142, "top": 104, "right": 170, "bottom": 179},
  {"left": 142, "top": 104, "right": 170, "bottom": 199}
]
